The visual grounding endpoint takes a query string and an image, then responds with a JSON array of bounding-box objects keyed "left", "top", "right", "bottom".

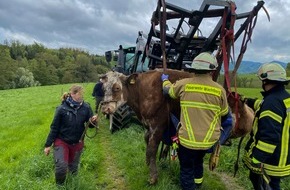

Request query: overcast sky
[{"left": 0, "top": 0, "right": 289, "bottom": 63}]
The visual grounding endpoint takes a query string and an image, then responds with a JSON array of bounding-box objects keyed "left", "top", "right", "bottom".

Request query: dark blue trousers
[
  {"left": 178, "top": 145, "right": 207, "bottom": 190},
  {"left": 249, "top": 171, "right": 281, "bottom": 190}
]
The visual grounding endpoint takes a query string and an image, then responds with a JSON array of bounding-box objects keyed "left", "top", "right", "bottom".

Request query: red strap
[{"left": 220, "top": 2, "right": 241, "bottom": 131}]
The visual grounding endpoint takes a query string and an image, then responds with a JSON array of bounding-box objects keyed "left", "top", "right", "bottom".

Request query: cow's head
[{"left": 101, "top": 71, "right": 137, "bottom": 114}]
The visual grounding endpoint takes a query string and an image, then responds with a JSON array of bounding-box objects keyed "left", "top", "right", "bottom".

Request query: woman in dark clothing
[{"left": 44, "top": 84, "right": 98, "bottom": 185}]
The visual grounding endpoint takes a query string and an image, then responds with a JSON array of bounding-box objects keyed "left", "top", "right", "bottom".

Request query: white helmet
[
  {"left": 188, "top": 52, "right": 218, "bottom": 70},
  {"left": 257, "top": 62, "right": 289, "bottom": 82}
]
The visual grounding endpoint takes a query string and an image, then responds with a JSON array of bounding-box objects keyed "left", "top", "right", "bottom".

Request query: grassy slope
[{"left": 0, "top": 85, "right": 289, "bottom": 190}]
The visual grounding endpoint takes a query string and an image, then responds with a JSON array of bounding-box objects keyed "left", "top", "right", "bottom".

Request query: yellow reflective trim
[
  {"left": 179, "top": 136, "right": 216, "bottom": 148},
  {"left": 220, "top": 106, "right": 228, "bottom": 116},
  {"left": 244, "top": 152, "right": 290, "bottom": 177},
  {"left": 162, "top": 80, "right": 171, "bottom": 87},
  {"left": 256, "top": 140, "right": 276, "bottom": 154},
  {"left": 182, "top": 106, "right": 195, "bottom": 142},
  {"left": 280, "top": 98, "right": 290, "bottom": 166},
  {"left": 184, "top": 84, "right": 221, "bottom": 97},
  {"left": 280, "top": 113, "right": 290, "bottom": 166},
  {"left": 247, "top": 118, "right": 259, "bottom": 156},
  {"left": 181, "top": 100, "right": 221, "bottom": 144},
  {"left": 283, "top": 98, "right": 290, "bottom": 108},
  {"left": 181, "top": 101, "right": 220, "bottom": 111},
  {"left": 260, "top": 110, "right": 282, "bottom": 123},
  {"left": 263, "top": 163, "right": 290, "bottom": 176},
  {"left": 254, "top": 100, "right": 262, "bottom": 110},
  {"left": 204, "top": 112, "right": 219, "bottom": 142},
  {"left": 168, "top": 86, "right": 177, "bottom": 99},
  {"left": 194, "top": 177, "right": 203, "bottom": 184}
]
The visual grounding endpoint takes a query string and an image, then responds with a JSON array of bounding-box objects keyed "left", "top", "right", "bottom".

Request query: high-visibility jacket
[
  {"left": 243, "top": 85, "right": 290, "bottom": 177},
  {"left": 163, "top": 74, "right": 228, "bottom": 150}
]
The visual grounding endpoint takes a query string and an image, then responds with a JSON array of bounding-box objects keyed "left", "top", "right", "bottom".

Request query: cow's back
[{"left": 125, "top": 69, "right": 194, "bottom": 126}]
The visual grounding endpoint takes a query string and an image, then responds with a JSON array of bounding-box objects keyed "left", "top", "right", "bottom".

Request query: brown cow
[
  {"left": 227, "top": 92, "right": 255, "bottom": 176},
  {"left": 227, "top": 92, "right": 254, "bottom": 138},
  {"left": 101, "top": 69, "right": 254, "bottom": 184},
  {"left": 101, "top": 69, "right": 193, "bottom": 184}
]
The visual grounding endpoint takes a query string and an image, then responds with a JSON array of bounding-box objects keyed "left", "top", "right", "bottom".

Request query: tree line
[
  {"left": 1, "top": 40, "right": 289, "bottom": 90},
  {"left": 0, "top": 40, "right": 111, "bottom": 90}
]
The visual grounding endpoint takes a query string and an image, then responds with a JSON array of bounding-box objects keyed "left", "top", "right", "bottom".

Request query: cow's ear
[{"left": 127, "top": 74, "right": 138, "bottom": 85}]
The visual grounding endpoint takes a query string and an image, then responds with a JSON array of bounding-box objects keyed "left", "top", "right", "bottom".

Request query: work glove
[
  {"left": 209, "top": 143, "right": 221, "bottom": 171},
  {"left": 161, "top": 74, "right": 169, "bottom": 82},
  {"left": 250, "top": 157, "right": 264, "bottom": 174}
]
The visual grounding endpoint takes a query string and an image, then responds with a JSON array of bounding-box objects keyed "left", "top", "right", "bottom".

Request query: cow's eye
[{"left": 113, "top": 87, "right": 120, "bottom": 92}]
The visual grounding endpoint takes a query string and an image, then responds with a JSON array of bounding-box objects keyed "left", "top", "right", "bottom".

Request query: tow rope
[{"left": 79, "top": 116, "right": 99, "bottom": 142}]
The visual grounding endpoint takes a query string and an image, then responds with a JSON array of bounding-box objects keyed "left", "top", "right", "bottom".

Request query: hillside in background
[{"left": 227, "top": 60, "right": 288, "bottom": 74}]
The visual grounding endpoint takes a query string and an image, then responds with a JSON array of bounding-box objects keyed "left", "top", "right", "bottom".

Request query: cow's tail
[{"left": 234, "top": 136, "right": 244, "bottom": 177}]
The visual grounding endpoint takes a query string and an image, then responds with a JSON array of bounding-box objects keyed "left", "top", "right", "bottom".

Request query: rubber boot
[{"left": 55, "top": 174, "right": 66, "bottom": 186}]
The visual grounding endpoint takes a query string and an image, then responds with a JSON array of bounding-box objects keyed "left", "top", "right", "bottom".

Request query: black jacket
[
  {"left": 45, "top": 101, "right": 93, "bottom": 146},
  {"left": 243, "top": 84, "right": 290, "bottom": 177}
]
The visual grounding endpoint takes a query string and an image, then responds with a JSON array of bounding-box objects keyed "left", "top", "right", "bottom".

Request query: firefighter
[
  {"left": 242, "top": 62, "right": 290, "bottom": 190},
  {"left": 92, "top": 74, "right": 107, "bottom": 113},
  {"left": 161, "top": 52, "right": 231, "bottom": 190}
]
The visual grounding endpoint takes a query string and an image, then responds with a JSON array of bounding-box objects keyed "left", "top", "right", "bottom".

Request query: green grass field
[{"left": 0, "top": 84, "right": 289, "bottom": 190}]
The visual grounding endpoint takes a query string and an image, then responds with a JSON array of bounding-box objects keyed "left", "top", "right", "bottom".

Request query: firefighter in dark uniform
[
  {"left": 92, "top": 74, "right": 107, "bottom": 113},
  {"left": 161, "top": 52, "right": 231, "bottom": 190},
  {"left": 242, "top": 63, "right": 290, "bottom": 190}
]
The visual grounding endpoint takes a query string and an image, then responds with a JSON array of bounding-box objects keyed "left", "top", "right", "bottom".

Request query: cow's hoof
[
  {"left": 148, "top": 178, "right": 158, "bottom": 185},
  {"left": 148, "top": 174, "right": 158, "bottom": 185}
]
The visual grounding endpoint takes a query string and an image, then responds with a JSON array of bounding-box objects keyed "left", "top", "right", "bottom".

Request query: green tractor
[{"left": 105, "top": 32, "right": 149, "bottom": 133}]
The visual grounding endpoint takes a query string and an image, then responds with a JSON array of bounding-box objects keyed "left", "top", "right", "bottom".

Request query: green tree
[
  {"left": 1, "top": 41, "right": 111, "bottom": 89},
  {"left": 61, "top": 71, "right": 74, "bottom": 84},
  {"left": 30, "top": 60, "right": 47, "bottom": 85},
  {"left": 286, "top": 62, "right": 290, "bottom": 76},
  {"left": 25, "top": 42, "right": 45, "bottom": 60},
  {"left": 13, "top": 67, "right": 40, "bottom": 88},
  {"left": 74, "top": 55, "right": 94, "bottom": 83},
  {"left": 0, "top": 45, "right": 17, "bottom": 89},
  {"left": 9, "top": 40, "right": 26, "bottom": 60}
]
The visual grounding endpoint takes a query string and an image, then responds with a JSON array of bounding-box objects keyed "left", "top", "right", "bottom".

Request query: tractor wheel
[{"left": 109, "top": 104, "right": 132, "bottom": 133}]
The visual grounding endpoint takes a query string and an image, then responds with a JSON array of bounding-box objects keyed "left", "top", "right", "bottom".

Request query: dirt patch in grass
[
  {"left": 97, "top": 125, "right": 128, "bottom": 190},
  {"left": 215, "top": 171, "right": 246, "bottom": 190}
]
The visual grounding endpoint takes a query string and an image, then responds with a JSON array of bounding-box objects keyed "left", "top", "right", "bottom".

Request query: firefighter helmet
[
  {"left": 189, "top": 52, "right": 218, "bottom": 70},
  {"left": 257, "top": 62, "right": 289, "bottom": 82}
]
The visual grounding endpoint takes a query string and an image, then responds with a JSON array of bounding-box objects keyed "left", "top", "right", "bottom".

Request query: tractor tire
[{"left": 109, "top": 104, "right": 132, "bottom": 133}]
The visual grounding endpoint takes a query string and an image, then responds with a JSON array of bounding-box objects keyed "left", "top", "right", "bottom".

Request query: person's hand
[
  {"left": 161, "top": 74, "right": 169, "bottom": 81},
  {"left": 91, "top": 114, "right": 98, "bottom": 122},
  {"left": 44, "top": 147, "right": 51, "bottom": 156}
]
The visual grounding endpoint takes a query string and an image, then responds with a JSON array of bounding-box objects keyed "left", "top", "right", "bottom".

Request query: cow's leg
[
  {"left": 144, "top": 130, "right": 150, "bottom": 165},
  {"left": 146, "top": 128, "right": 161, "bottom": 185}
]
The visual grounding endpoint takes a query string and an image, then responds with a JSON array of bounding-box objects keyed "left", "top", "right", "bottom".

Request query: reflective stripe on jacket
[
  {"left": 243, "top": 85, "right": 290, "bottom": 177},
  {"left": 164, "top": 74, "right": 228, "bottom": 150}
]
